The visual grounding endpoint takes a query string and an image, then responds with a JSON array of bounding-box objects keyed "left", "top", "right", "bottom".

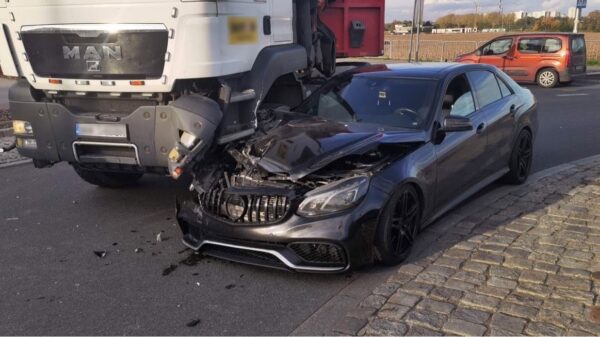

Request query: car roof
[
  {"left": 347, "top": 62, "right": 490, "bottom": 80},
  {"left": 495, "top": 32, "right": 582, "bottom": 38}
]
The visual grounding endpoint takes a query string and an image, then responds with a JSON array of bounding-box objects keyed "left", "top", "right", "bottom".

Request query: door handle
[{"left": 476, "top": 123, "right": 486, "bottom": 135}]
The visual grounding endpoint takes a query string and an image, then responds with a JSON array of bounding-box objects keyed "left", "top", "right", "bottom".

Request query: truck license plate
[{"left": 76, "top": 123, "right": 128, "bottom": 139}]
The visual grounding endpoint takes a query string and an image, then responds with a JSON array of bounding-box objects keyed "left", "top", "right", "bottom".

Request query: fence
[{"left": 385, "top": 39, "right": 600, "bottom": 63}]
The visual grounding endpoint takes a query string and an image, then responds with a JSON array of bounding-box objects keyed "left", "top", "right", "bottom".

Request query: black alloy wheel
[
  {"left": 504, "top": 129, "right": 533, "bottom": 185},
  {"left": 375, "top": 184, "right": 422, "bottom": 266}
]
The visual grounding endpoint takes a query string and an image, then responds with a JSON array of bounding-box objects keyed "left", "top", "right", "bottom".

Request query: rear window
[
  {"left": 571, "top": 36, "right": 586, "bottom": 55},
  {"left": 518, "top": 38, "right": 562, "bottom": 54}
]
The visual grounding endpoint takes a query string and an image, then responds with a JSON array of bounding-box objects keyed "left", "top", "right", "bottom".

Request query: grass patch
[{"left": 587, "top": 59, "right": 600, "bottom": 66}]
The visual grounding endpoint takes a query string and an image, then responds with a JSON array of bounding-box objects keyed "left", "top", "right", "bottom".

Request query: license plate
[{"left": 76, "top": 123, "right": 127, "bottom": 139}]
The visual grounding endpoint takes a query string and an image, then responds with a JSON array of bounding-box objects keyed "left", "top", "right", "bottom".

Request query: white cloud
[{"left": 385, "top": 0, "right": 600, "bottom": 21}]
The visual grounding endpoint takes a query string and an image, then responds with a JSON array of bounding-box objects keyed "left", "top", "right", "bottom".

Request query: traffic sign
[{"left": 577, "top": 0, "right": 587, "bottom": 9}]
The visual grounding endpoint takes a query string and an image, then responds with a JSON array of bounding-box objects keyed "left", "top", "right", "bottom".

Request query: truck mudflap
[{"left": 9, "top": 79, "right": 222, "bottom": 176}]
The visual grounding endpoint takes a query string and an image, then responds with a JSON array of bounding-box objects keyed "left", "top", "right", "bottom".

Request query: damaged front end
[{"left": 177, "top": 116, "right": 425, "bottom": 272}]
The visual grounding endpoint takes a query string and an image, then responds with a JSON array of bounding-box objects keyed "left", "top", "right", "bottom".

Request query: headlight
[
  {"left": 13, "top": 121, "right": 33, "bottom": 135},
  {"left": 297, "top": 176, "right": 370, "bottom": 217}
]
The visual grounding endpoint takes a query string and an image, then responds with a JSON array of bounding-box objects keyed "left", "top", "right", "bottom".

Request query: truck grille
[
  {"left": 21, "top": 24, "right": 168, "bottom": 80},
  {"left": 201, "top": 185, "right": 292, "bottom": 225}
]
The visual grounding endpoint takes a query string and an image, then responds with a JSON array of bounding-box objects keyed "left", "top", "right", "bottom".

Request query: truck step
[{"left": 230, "top": 89, "right": 256, "bottom": 103}]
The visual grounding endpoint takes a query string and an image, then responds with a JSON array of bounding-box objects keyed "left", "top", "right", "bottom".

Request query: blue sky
[{"left": 386, "top": 0, "right": 600, "bottom": 21}]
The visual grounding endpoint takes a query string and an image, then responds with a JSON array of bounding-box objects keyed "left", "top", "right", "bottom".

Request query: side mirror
[{"left": 440, "top": 116, "right": 473, "bottom": 133}]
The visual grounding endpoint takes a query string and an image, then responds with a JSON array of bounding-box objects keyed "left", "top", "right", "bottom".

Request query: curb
[
  {"left": 350, "top": 153, "right": 600, "bottom": 336},
  {"left": 0, "top": 159, "right": 32, "bottom": 169},
  {"left": 0, "top": 127, "right": 13, "bottom": 138}
]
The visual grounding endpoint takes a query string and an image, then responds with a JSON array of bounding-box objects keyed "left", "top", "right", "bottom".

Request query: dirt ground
[{"left": 384, "top": 32, "right": 600, "bottom": 62}]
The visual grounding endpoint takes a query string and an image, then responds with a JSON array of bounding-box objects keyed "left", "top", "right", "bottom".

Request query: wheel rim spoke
[{"left": 390, "top": 190, "right": 419, "bottom": 254}]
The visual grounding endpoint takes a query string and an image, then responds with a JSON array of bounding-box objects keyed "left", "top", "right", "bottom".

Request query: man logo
[
  {"left": 62, "top": 46, "right": 122, "bottom": 61},
  {"left": 87, "top": 61, "right": 101, "bottom": 72}
]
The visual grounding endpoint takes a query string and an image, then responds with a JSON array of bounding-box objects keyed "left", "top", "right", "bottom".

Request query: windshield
[{"left": 297, "top": 76, "right": 437, "bottom": 129}]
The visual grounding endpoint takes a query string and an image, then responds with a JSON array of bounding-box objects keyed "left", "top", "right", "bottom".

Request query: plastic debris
[
  {"left": 186, "top": 319, "right": 201, "bottom": 327},
  {"left": 93, "top": 251, "right": 107, "bottom": 258}
]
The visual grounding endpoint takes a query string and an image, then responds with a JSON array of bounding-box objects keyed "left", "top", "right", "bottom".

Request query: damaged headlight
[{"left": 297, "top": 176, "right": 370, "bottom": 217}]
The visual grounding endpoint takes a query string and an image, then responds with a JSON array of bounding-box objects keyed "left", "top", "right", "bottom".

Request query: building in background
[
  {"left": 531, "top": 11, "right": 549, "bottom": 19},
  {"left": 548, "top": 11, "right": 562, "bottom": 18},
  {"left": 393, "top": 24, "right": 411, "bottom": 35},
  {"left": 513, "top": 11, "right": 527, "bottom": 22}
]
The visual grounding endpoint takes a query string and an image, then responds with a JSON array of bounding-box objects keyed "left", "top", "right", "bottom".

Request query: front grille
[
  {"left": 200, "top": 182, "right": 292, "bottom": 225},
  {"left": 289, "top": 243, "right": 347, "bottom": 266},
  {"left": 21, "top": 24, "right": 168, "bottom": 79}
]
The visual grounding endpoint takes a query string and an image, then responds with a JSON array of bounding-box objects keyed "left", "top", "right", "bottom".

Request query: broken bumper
[
  {"left": 176, "top": 191, "right": 386, "bottom": 273},
  {"left": 9, "top": 80, "right": 221, "bottom": 175}
]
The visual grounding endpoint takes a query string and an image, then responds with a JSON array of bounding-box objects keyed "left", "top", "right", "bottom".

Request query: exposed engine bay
[{"left": 188, "top": 107, "right": 419, "bottom": 225}]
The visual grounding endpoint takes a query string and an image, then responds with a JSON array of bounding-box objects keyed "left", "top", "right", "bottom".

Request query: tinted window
[
  {"left": 481, "top": 38, "right": 513, "bottom": 56},
  {"left": 497, "top": 76, "right": 513, "bottom": 97},
  {"left": 443, "top": 74, "right": 476, "bottom": 117},
  {"left": 518, "top": 38, "right": 562, "bottom": 53},
  {"left": 468, "top": 71, "right": 503, "bottom": 108},
  {"left": 572, "top": 36, "right": 586, "bottom": 55},
  {"left": 299, "top": 76, "right": 438, "bottom": 129}
]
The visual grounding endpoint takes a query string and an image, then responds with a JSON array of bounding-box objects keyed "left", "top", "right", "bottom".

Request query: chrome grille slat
[{"left": 200, "top": 180, "right": 291, "bottom": 225}]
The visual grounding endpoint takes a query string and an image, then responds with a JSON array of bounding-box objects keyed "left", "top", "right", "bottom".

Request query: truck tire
[{"left": 73, "top": 165, "right": 143, "bottom": 188}]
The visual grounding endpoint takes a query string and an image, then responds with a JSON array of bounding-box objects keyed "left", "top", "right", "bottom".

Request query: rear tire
[
  {"left": 503, "top": 130, "right": 533, "bottom": 185},
  {"left": 73, "top": 165, "right": 143, "bottom": 188},
  {"left": 536, "top": 68, "right": 559, "bottom": 88},
  {"left": 375, "top": 184, "right": 422, "bottom": 266}
]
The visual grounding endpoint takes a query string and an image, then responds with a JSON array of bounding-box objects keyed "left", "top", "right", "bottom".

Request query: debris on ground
[
  {"left": 162, "top": 264, "right": 178, "bottom": 276},
  {"left": 5, "top": 217, "right": 19, "bottom": 221},
  {"left": 134, "top": 248, "right": 143, "bottom": 254},
  {"left": 225, "top": 284, "right": 236, "bottom": 290},
  {"left": 93, "top": 251, "right": 107, "bottom": 258},
  {"left": 156, "top": 232, "right": 163, "bottom": 242},
  {"left": 185, "top": 319, "right": 201, "bottom": 328}
]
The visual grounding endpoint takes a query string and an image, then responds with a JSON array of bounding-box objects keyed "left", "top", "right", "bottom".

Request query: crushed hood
[{"left": 242, "top": 117, "right": 428, "bottom": 181}]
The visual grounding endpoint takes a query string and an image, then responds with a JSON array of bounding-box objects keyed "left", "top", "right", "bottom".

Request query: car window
[
  {"left": 316, "top": 92, "right": 354, "bottom": 122},
  {"left": 468, "top": 71, "right": 503, "bottom": 108},
  {"left": 298, "top": 76, "right": 438, "bottom": 129},
  {"left": 497, "top": 76, "right": 513, "bottom": 97},
  {"left": 518, "top": 38, "right": 562, "bottom": 54},
  {"left": 443, "top": 74, "right": 476, "bottom": 117},
  {"left": 543, "top": 38, "right": 562, "bottom": 53},
  {"left": 481, "top": 38, "right": 513, "bottom": 56},
  {"left": 572, "top": 36, "right": 586, "bottom": 55}
]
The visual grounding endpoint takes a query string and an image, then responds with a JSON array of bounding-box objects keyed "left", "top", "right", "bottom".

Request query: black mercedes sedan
[{"left": 177, "top": 63, "right": 538, "bottom": 273}]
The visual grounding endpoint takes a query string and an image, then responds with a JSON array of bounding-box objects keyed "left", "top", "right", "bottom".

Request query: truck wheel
[
  {"left": 73, "top": 165, "right": 143, "bottom": 188},
  {"left": 536, "top": 68, "right": 559, "bottom": 88}
]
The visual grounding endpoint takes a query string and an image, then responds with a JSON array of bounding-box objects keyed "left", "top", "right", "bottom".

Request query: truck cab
[{"left": 0, "top": 0, "right": 384, "bottom": 187}]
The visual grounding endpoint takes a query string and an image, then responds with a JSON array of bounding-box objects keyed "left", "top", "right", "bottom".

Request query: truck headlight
[
  {"left": 297, "top": 176, "right": 370, "bottom": 217},
  {"left": 16, "top": 137, "right": 37, "bottom": 149},
  {"left": 13, "top": 121, "right": 33, "bottom": 135}
]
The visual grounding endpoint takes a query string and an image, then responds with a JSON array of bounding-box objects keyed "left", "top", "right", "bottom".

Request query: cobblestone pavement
[
  {"left": 0, "top": 136, "right": 28, "bottom": 166},
  {"left": 353, "top": 158, "right": 600, "bottom": 336}
]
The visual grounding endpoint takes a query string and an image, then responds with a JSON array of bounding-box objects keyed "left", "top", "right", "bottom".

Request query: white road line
[{"left": 556, "top": 93, "right": 590, "bottom": 97}]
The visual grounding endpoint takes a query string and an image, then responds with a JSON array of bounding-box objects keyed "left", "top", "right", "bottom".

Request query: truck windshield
[{"left": 297, "top": 76, "right": 437, "bottom": 129}]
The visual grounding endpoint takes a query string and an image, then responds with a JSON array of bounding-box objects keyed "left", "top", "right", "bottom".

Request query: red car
[{"left": 456, "top": 33, "right": 587, "bottom": 88}]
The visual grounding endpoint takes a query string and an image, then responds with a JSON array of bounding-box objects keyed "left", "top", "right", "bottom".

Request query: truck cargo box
[{"left": 320, "top": 0, "right": 385, "bottom": 58}]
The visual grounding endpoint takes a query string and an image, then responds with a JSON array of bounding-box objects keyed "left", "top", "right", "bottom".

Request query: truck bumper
[{"left": 9, "top": 80, "right": 222, "bottom": 173}]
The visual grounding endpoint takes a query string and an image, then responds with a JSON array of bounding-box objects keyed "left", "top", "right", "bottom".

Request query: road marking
[{"left": 556, "top": 93, "right": 590, "bottom": 97}]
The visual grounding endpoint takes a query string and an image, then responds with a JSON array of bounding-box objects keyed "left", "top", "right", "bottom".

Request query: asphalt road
[{"left": 1, "top": 78, "right": 600, "bottom": 335}]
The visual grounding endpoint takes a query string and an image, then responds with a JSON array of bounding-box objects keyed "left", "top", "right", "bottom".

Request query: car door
[
  {"left": 434, "top": 73, "right": 489, "bottom": 212},
  {"left": 478, "top": 37, "right": 514, "bottom": 70},
  {"left": 505, "top": 37, "right": 562, "bottom": 82},
  {"left": 467, "top": 70, "right": 518, "bottom": 178}
]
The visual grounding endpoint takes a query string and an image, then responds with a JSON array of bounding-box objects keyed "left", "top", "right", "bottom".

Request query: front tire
[
  {"left": 503, "top": 130, "right": 533, "bottom": 185},
  {"left": 375, "top": 184, "right": 422, "bottom": 266},
  {"left": 73, "top": 165, "right": 144, "bottom": 188},
  {"left": 536, "top": 68, "right": 559, "bottom": 88}
]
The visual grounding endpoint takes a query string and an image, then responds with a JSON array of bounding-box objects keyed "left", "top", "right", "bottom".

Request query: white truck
[{"left": 0, "top": 0, "right": 382, "bottom": 187}]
